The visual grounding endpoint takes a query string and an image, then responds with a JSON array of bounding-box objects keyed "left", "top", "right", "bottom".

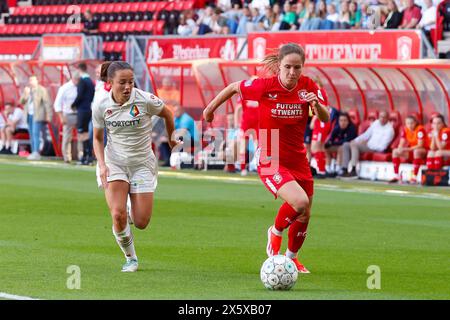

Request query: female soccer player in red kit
[{"left": 203, "top": 43, "right": 329, "bottom": 273}]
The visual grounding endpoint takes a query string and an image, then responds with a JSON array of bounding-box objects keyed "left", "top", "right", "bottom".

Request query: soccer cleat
[
  {"left": 121, "top": 258, "right": 138, "bottom": 272},
  {"left": 266, "top": 226, "right": 282, "bottom": 257},
  {"left": 389, "top": 176, "right": 399, "bottom": 183},
  {"left": 291, "top": 258, "right": 310, "bottom": 274}
]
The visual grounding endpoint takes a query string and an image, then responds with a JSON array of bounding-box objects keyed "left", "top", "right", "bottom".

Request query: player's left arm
[
  {"left": 305, "top": 92, "right": 329, "bottom": 123},
  {"left": 158, "top": 105, "right": 177, "bottom": 149}
]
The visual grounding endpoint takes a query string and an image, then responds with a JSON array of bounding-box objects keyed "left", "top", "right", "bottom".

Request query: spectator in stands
[
  {"left": 196, "top": 5, "right": 215, "bottom": 34},
  {"left": 0, "top": 103, "right": 28, "bottom": 155},
  {"left": 158, "top": 77, "right": 181, "bottom": 115},
  {"left": 174, "top": 103, "right": 199, "bottom": 154},
  {"left": 249, "top": 6, "right": 265, "bottom": 31},
  {"left": 82, "top": 10, "right": 99, "bottom": 35},
  {"left": 399, "top": 0, "right": 422, "bottom": 29},
  {"left": 390, "top": 115, "right": 428, "bottom": 184},
  {"left": 178, "top": 13, "right": 197, "bottom": 36},
  {"left": 19, "top": 75, "right": 52, "bottom": 161},
  {"left": 72, "top": 63, "right": 95, "bottom": 165},
  {"left": 426, "top": 114, "right": 450, "bottom": 170},
  {"left": 325, "top": 112, "right": 358, "bottom": 177},
  {"left": 209, "top": 8, "right": 230, "bottom": 34},
  {"left": 300, "top": 1, "right": 322, "bottom": 30},
  {"left": 341, "top": 111, "right": 395, "bottom": 177},
  {"left": 259, "top": 6, "right": 277, "bottom": 30},
  {"left": 359, "top": 2, "right": 374, "bottom": 29},
  {"left": 296, "top": 1, "right": 308, "bottom": 27},
  {"left": 251, "top": 0, "right": 270, "bottom": 13},
  {"left": 54, "top": 72, "right": 81, "bottom": 163},
  {"left": 326, "top": 3, "right": 340, "bottom": 27},
  {"left": 416, "top": 0, "right": 436, "bottom": 46},
  {"left": 349, "top": 1, "right": 362, "bottom": 28},
  {"left": 280, "top": 1, "right": 298, "bottom": 30},
  {"left": 236, "top": 5, "right": 253, "bottom": 34},
  {"left": 338, "top": 0, "right": 352, "bottom": 29},
  {"left": 383, "top": 0, "right": 403, "bottom": 29}
]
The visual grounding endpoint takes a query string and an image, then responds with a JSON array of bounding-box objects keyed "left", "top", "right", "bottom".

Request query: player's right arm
[
  {"left": 92, "top": 99, "right": 108, "bottom": 189},
  {"left": 203, "top": 81, "right": 240, "bottom": 122}
]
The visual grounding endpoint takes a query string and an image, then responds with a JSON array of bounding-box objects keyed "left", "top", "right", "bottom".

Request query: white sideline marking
[
  {"left": 0, "top": 292, "right": 40, "bottom": 300},
  {"left": 0, "top": 158, "right": 449, "bottom": 201}
]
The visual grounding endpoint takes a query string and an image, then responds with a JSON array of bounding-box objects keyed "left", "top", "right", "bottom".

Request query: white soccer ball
[{"left": 260, "top": 255, "right": 298, "bottom": 290}]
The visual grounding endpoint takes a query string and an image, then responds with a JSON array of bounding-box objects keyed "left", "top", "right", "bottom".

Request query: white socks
[
  {"left": 112, "top": 223, "right": 137, "bottom": 261},
  {"left": 285, "top": 249, "right": 296, "bottom": 259}
]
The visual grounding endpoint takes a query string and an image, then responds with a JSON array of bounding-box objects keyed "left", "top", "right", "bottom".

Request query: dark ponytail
[{"left": 100, "top": 61, "right": 134, "bottom": 82}]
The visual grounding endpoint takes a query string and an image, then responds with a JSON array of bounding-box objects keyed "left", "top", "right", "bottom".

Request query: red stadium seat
[
  {"left": 127, "top": 21, "right": 137, "bottom": 32},
  {"left": 45, "top": 24, "right": 56, "bottom": 34},
  {"left": 183, "top": 0, "right": 195, "bottom": 10},
  {"left": 103, "top": 42, "right": 115, "bottom": 52},
  {"left": 14, "top": 24, "right": 24, "bottom": 35},
  {"left": 22, "top": 24, "right": 32, "bottom": 35},
  {"left": 388, "top": 110, "right": 402, "bottom": 132},
  {"left": 104, "top": 3, "right": 116, "bottom": 14},
  {"left": 34, "top": 6, "right": 43, "bottom": 16},
  {"left": 56, "top": 5, "right": 67, "bottom": 15},
  {"left": 130, "top": 3, "right": 140, "bottom": 13},
  {"left": 37, "top": 24, "right": 47, "bottom": 35},
  {"left": 143, "top": 2, "right": 153, "bottom": 12},
  {"left": 42, "top": 6, "right": 51, "bottom": 16},
  {"left": 118, "top": 22, "right": 128, "bottom": 34},
  {"left": 29, "top": 24, "right": 39, "bottom": 35},
  {"left": 0, "top": 24, "right": 6, "bottom": 35},
  {"left": 53, "top": 24, "right": 64, "bottom": 34},
  {"left": 97, "top": 4, "right": 108, "bottom": 14},
  {"left": 122, "top": 3, "right": 132, "bottom": 13},
  {"left": 154, "top": 20, "right": 165, "bottom": 35},
  {"left": 135, "top": 21, "right": 145, "bottom": 33},
  {"left": 165, "top": 2, "right": 175, "bottom": 11},
  {"left": 110, "top": 22, "right": 120, "bottom": 33},
  {"left": 114, "top": 42, "right": 125, "bottom": 52},
  {"left": 143, "top": 21, "right": 154, "bottom": 34},
  {"left": 99, "top": 22, "right": 111, "bottom": 33},
  {"left": 89, "top": 4, "right": 99, "bottom": 14},
  {"left": 48, "top": 5, "right": 59, "bottom": 16},
  {"left": 113, "top": 3, "right": 124, "bottom": 14}
]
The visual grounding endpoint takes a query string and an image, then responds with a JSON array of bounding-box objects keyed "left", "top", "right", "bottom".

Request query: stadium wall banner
[
  {"left": 41, "top": 35, "right": 83, "bottom": 61},
  {"left": 0, "top": 39, "right": 39, "bottom": 61},
  {"left": 145, "top": 36, "right": 246, "bottom": 62},
  {"left": 248, "top": 31, "right": 422, "bottom": 61}
]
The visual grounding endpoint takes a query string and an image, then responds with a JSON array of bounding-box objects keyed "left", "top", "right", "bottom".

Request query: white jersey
[{"left": 92, "top": 87, "right": 164, "bottom": 166}]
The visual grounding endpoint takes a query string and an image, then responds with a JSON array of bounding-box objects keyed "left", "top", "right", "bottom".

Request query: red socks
[
  {"left": 274, "top": 202, "right": 300, "bottom": 231},
  {"left": 435, "top": 156, "right": 443, "bottom": 170},
  {"left": 413, "top": 159, "right": 424, "bottom": 176},
  {"left": 287, "top": 220, "right": 309, "bottom": 254},
  {"left": 315, "top": 152, "right": 326, "bottom": 173},
  {"left": 393, "top": 157, "right": 400, "bottom": 175}
]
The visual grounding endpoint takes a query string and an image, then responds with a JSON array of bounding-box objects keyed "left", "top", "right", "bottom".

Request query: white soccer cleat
[{"left": 121, "top": 259, "right": 138, "bottom": 272}]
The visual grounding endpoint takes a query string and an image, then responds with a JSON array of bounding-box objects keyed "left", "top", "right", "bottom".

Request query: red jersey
[
  {"left": 439, "top": 128, "right": 450, "bottom": 150},
  {"left": 240, "top": 99, "right": 259, "bottom": 133},
  {"left": 239, "top": 75, "right": 326, "bottom": 170}
]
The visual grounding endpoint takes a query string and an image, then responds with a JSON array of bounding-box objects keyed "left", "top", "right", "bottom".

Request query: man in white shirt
[
  {"left": 0, "top": 102, "right": 28, "bottom": 154},
  {"left": 341, "top": 110, "right": 395, "bottom": 177},
  {"left": 54, "top": 72, "right": 81, "bottom": 163}
]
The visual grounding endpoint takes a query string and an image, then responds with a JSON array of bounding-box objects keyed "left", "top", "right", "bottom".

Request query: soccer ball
[{"left": 260, "top": 255, "right": 298, "bottom": 290}]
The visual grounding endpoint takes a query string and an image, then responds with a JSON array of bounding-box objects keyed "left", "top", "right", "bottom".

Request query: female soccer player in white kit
[{"left": 92, "top": 61, "right": 176, "bottom": 272}]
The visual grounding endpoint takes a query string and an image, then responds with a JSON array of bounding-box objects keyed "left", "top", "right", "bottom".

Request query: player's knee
[
  {"left": 291, "top": 196, "right": 309, "bottom": 214},
  {"left": 134, "top": 216, "right": 151, "bottom": 230},
  {"left": 111, "top": 208, "right": 127, "bottom": 226}
]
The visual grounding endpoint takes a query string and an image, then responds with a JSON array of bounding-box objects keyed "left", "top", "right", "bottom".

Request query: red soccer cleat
[
  {"left": 266, "top": 226, "right": 282, "bottom": 257},
  {"left": 291, "top": 258, "right": 310, "bottom": 274}
]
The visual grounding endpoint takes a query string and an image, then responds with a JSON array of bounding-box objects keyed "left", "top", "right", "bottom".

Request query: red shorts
[
  {"left": 311, "top": 129, "right": 330, "bottom": 143},
  {"left": 257, "top": 151, "right": 314, "bottom": 199}
]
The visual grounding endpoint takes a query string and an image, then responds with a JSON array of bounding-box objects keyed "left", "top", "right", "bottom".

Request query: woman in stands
[
  {"left": 426, "top": 114, "right": 450, "bottom": 170},
  {"left": 203, "top": 43, "right": 329, "bottom": 273},
  {"left": 390, "top": 115, "right": 428, "bottom": 184},
  {"left": 92, "top": 61, "right": 176, "bottom": 272}
]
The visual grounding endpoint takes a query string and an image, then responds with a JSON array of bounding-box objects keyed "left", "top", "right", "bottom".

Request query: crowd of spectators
[{"left": 170, "top": 0, "right": 439, "bottom": 37}]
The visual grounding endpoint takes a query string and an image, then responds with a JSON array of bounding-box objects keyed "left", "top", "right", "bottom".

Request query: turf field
[{"left": 0, "top": 157, "right": 449, "bottom": 300}]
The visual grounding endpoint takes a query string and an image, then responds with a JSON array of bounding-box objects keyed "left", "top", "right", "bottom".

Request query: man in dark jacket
[
  {"left": 72, "top": 62, "right": 95, "bottom": 165},
  {"left": 325, "top": 112, "right": 358, "bottom": 176}
]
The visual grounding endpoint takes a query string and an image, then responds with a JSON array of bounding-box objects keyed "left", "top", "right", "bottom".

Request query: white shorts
[{"left": 96, "top": 160, "right": 158, "bottom": 193}]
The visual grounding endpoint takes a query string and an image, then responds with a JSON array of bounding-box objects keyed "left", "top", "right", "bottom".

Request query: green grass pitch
[{"left": 0, "top": 158, "right": 449, "bottom": 300}]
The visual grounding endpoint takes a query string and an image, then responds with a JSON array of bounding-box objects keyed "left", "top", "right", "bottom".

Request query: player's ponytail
[
  {"left": 100, "top": 61, "right": 112, "bottom": 82},
  {"left": 262, "top": 43, "right": 306, "bottom": 75}
]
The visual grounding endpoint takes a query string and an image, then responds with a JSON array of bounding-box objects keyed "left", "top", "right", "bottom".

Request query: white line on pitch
[{"left": 0, "top": 292, "right": 40, "bottom": 300}]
